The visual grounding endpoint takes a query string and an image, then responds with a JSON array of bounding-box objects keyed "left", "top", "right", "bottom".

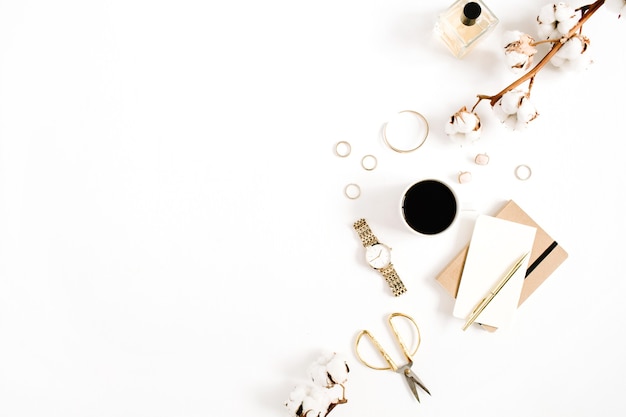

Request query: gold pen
[{"left": 462, "top": 252, "right": 530, "bottom": 331}]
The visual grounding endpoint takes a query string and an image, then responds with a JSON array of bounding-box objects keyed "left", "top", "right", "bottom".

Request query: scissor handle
[
  {"left": 354, "top": 312, "right": 421, "bottom": 372},
  {"left": 355, "top": 330, "right": 397, "bottom": 371},
  {"left": 388, "top": 312, "right": 421, "bottom": 360}
]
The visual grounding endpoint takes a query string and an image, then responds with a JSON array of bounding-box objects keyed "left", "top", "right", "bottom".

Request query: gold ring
[
  {"left": 361, "top": 155, "right": 377, "bottom": 171},
  {"left": 344, "top": 183, "right": 361, "bottom": 199},
  {"left": 335, "top": 141, "right": 352, "bottom": 157},
  {"left": 382, "top": 110, "right": 429, "bottom": 153},
  {"left": 515, "top": 164, "right": 532, "bottom": 181}
]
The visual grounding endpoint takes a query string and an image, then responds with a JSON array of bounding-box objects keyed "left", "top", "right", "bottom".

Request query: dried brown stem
[
  {"left": 477, "top": 0, "right": 605, "bottom": 108},
  {"left": 531, "top": 39, "right": 561, "bottom": 46}
]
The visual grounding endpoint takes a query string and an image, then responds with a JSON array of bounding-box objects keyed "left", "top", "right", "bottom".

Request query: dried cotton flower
[
  {"left": 492, "top": 89, "right": 538, "bottom": 131},
  {"left": 308, "top": 352, "right": 349, "bottom": 389},
  {"left": 286, "top": 384, "right": 333, "bottom": 417},
  {"left": 286, "top": 352, "right": 349, "bottom": 417},
  {"left": 445, "top": 106, "right": 482, "bottom": 145},
  {"left": 503, "top": 31, "right": 538, "bottom": 74},
  {"left": 551, "top": 35, "right": 593, "bottom": 71},
  {"left": 537, "top": 3, "right": 581, "bottom": 40}
]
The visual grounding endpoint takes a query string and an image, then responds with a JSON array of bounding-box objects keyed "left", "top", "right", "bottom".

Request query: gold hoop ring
[
  {"left": 382, "top": 110, "right": 429, "bottom": 153},
  {"left": 515, "top": 164, "right": 532, "bottom": 181},
  {"left": 344, "top": 183, "right": 361, "bottom": 199},
  {"left": 334, "top": 141, "right": 352, "bottom": 157},
  {"left": 361, "top": 155, "right": 377, "bottom": 171}
]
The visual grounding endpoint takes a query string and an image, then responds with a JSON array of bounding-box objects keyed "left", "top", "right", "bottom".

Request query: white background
[{"left": 0, "top": 1, "right": 624, "bottom": 416}]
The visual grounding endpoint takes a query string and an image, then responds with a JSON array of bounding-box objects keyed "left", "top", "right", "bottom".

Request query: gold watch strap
[
  {"left": 353, "top": 218, "right": 379, "bottom": 247},
  {"left": 353, "top": 218, "right": 407, "bottom": 296},
  {"left": 381, "top": 264, "right": 407, "bottom": 297}
]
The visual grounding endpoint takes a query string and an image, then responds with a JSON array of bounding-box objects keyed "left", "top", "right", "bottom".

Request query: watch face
[{"left": 365, "top": 243, "right": 391, "bottom": 269}]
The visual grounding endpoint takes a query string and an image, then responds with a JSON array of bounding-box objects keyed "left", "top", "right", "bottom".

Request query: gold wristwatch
[{"left": 353, "top": 218, "right": 407, "bottom": 296}]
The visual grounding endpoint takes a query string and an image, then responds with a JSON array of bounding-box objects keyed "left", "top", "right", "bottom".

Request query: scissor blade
[
  {"left": 404, "top": 372, "right": 421, "bottom": 402},
  {"left": 404, "top": 368, "right": 431, "bottom": 399}
]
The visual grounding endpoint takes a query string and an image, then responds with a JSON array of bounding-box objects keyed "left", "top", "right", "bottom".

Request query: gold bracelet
[{"left": 382, "top": 110, "right": 429, "bottom": 153}]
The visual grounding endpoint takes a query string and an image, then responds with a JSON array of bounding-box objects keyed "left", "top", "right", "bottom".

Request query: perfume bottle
[{"left": 435, "top": 0, "right": 499, "bottom": 58}]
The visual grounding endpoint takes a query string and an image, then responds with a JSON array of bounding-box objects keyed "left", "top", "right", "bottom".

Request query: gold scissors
[{"left": 355, "top": 312, "right": 431, "bottom": 403}]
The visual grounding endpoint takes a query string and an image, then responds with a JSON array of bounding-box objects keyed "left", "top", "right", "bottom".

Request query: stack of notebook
[{"left": 436, "top": 200, "right": 569, "bottom": 331}]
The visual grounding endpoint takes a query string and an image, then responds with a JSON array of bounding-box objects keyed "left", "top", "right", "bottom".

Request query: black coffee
[{"left": 402, "top": 180, "right": 457, "bottom": 235}]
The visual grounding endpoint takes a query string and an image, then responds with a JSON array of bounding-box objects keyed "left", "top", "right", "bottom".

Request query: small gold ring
[
  {"left": 334, "top": 141, "right": 352, "bottom": 157},
  {"left": 344, "top": 183, "right": 361, "bottom": 199},
  {"left": 361, "top": 154, "right": 377, "bottom": 171},
  {"left": 382, "top": 110, "right": 429, "bottom": 153},
  {"left": 515, "top": 164, "right": 532, "bottom": 181}
]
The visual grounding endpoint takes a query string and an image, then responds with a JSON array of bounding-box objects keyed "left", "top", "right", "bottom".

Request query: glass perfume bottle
[{"left": 435, "top": 0, "right": 499, "bottom": 58}]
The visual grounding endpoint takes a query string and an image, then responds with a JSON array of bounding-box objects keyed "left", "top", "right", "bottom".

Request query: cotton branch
[{"left": 473, "top": 0, "right": 605, "bottom": 110}]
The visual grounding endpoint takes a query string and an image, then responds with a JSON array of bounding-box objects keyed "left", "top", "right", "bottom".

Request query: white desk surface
[{"left": 1, "top": 1, "right": 624, "bottom": 416}]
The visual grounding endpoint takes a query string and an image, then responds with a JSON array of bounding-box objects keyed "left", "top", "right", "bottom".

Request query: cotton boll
[
  {"left": 553, "top": 3, "right": 575, "bottom": 21},
  {"left": 554, "top": 3, "right": 580, "bottom": 35},
  {"left": 536, "top": 3, "right": 580, "bottom": 40},
  {"left": 500, "top": 90, "right": 524, "bottom": 115},
  {"left": 301, "top": 386, "right": 332, "bottom": 417},
  {"left": 286, "top": 385, "right": 308, "bottom": 416},
  {"left": 324, "top": 354, "right": 349, "bottom": 385},
  {"left": 537, "top": 4, "right": 560, "bottom": 39},
  {"left": 554, "top": 3, "right": 579, "bottom": 34},
  {"left": 492, "top": 102, "right": 519, "bottom": 128},
  {"left": 516, "top": 98, "right": 538, "bottom": 125},
  {"left": 537, "top": 4, "right": 557, "bottom": 25},
  {"left": 558, "top": 36, "right": 586, "bottom": 59},
  {"left": 491, "top": 101, "right": 508, "bottom": 122},
  {"left": 503, "top": 31, "right": 537, "bottom": 73},
  {"left": 308, "top": 352, "right": 349, "bottom": 387},
  {"left": 511, "top": 97, "right": 537, "bottom": 130},
  {"left": 445, "top": 107, "right": 482, "bottom": 145},
  {"left": 551, "top": 35, "right": 592, "bottom": 71},
  {"left": 505, "top": 51, "right": 529, "bottom": 73},
  {"left": 492, "top": 91, "right": 538, "bottom": 130},
  {"left": 557, "top": 14, "right": 579, "bottom": 35},
  {"left": 285, "top": 384, "right": 332, "bottom": 417},
  {"left": 451, "top": 112, "right": 477, "bottom": 133},
  {"left": 308, "top": 363, "right": 331, "bottom": 388},
  {"left": 514, "top": 100, "right": 538, "bottom": 130}
]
